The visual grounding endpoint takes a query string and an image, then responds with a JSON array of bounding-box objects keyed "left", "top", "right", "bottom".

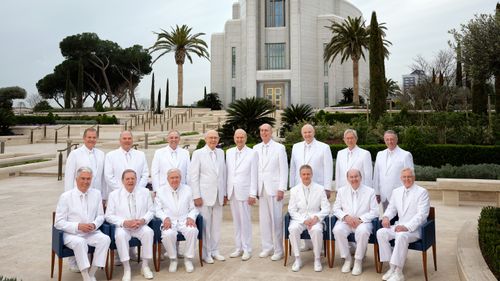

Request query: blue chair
[
  {"left": 50, "top": 212, "right": 110, "bottom": 281},
  {"left": 283, "top": 212, "right": 331, "bottom": 267},
  {"left": 329, "top": 216, "right": 381, "bottom": 271},
  {"left": 379, "top": 206, "right": 436, "bottom": 281},
  {"left": 153, "top": 214, "right": 204, "bottom": 271}
]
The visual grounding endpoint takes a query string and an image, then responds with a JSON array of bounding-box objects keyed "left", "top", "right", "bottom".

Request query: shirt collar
[
  {"left": 167, "top": 145, "right": 177, "bottom": 153},
  {"left": 120, "top": 147, "right": 132, "bottom": 154},
  {"left": 83, "top": 145, "right": 94, "bottom": 154}
]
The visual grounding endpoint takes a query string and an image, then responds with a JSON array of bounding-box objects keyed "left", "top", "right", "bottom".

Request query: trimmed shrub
[
  {"left": 33, "top": 100, "right": 52, "bottom": 112},
  {"left": 415, "top": 164, "right": 500, "bottom": 181},
  {"left": 478, "top": 206, "right": 500, "bottom": 279}
]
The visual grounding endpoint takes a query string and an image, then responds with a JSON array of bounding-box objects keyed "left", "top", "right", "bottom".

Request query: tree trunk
[
  {"left": 177, "top": 64, "right": 183, "bottom": 106},
  {"left": 352, "top": 59, "right": 360, "bottom": 106}
]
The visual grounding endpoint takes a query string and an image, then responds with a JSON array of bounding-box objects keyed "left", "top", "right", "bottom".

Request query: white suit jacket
[
  {"left": 373, "top": 146, "right": 414, "bottom": 202},
  {"left": 105, "top": 187, "right": 154, "bottom": 227},
  {"left": 151, "top": 146, "right": 190, "bottom": 191},
  {"left": 104, "top": 147, "right": 150, "bottom": 199},
  {"left": 335, "top": 146, "right": 373, "bottom": 190},
  {"left": 155, "top": 183, "right": 199, "bottom": 228},
  {"left": 333, "top": 184, "right": 378, "bottom": 223},
  {"left": 187, "top": 146, "right": 226, "bottom": 206},
  {"left": 64, "top": 145, "right": 106, "bottom": 194},
  {"left": 55, "top": 188, "right": 104, "bottom": 235},
  {"left": 226, "top": 146, "right": 258, "bottom": 201},
  {"left": 253, "top": 139, "right": 288, "bottom": 197},
  {"left": 383, "top": 184, "right": 430, "bottom": 233},
  {"left": 288, "top": 182, "right": 330, "bottom": 223},
  {"left": 290, "top": 139, "right": 333, "bottom": 190}
]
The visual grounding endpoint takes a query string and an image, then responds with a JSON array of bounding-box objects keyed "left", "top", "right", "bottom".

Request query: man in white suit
[
  {"left": 335, "top": 129, "right": 373, "bottom": 190},
  {"left": 332, "top": 169, "right": 378, "bottom": 276},
  {"left": 288, "top": 165, "right": 330, "bottom": 272},
  {"left": 63, "top": 128, "right": 106, "bottom": 272},
  {"left": 55, "top": 167, "right": 111, "bottom": 281},
  {"left": 226, "top": 129, "right": 258, "bottom": 261},
  {"left": 104, "top": 131, "right": 149, "bottom": 199},
  {"left": 377, "top": 168, "right": 430, "bottom": 281},
  {"left": 151, "top": 130, "right": 190, "bottom": 192},
  {"left": 251, "top": 124, "right": 288, "bottom": 261},
  {"left": 188, "top": 130, "right": 226, "bottom": 264},
  {"left": 156, "top": 168, "right": 199, "bottom": 273},
  {"left": 373, "top": 130, "right": 414, "bottom": 210},
  {"left": 105, "top": 169, "right": 155, "bottom": 281}
]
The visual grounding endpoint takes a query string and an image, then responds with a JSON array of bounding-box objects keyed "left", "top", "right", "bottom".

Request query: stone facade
[{"left": 211, "top": 0, "right": 369, "bottom": 109}]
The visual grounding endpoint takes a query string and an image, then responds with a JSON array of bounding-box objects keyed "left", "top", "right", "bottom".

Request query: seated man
[
  {"left": 377, "top": 168, "right": 430, "bottom": 281},
  {"left": 155, "top": 168, "right": 199, "bottom": 273},
  {"left": 55, "top": 167, "right": 110, "bottom": 281},
  {"left": 288, "top": 164, "right": 330, "bottom": 272},
  {"left": 105, "top": 169, "right": 155, "bottom": 281},
  {"left": 332, "top": 169, "right": 378, "bottom": 275}
]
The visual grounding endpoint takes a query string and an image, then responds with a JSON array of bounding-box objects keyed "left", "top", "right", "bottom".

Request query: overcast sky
[{"left": 0, "top": 0, "right": 496, "bottom": 107}]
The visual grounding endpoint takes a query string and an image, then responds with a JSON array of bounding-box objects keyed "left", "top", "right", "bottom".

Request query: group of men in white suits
[{"left": 57, "top": 123, "right": 429, "bottom": 281}]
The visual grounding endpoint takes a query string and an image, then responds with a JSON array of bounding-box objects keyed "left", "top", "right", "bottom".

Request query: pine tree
[
  {"left": 150, "top": 73, "right": 155, "bottom": 111},
  {"left": 369, "top": 11, "right": 387, "bottom": 124},
  {"left": 165, "top": 79, "right": 169, "bottom": 108}
]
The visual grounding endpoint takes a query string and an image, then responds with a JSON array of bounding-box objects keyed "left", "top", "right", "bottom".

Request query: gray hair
[
  {"left": 384, "top": 130, "right": 398, "bottom": 139},
  {"left": 76, "top": 166, "right": 93, "bottom": 178},
  {"left": 401, "top": 167, "right": 415, "bottom": 177},
  {"left": 299, "top": 164, "right": 313, "bottom": 174},
  {"left": 167, "top": 130, "right": 180, "bottom": 138},
  {"left": 83, "top": 128, "right": 97, "bottom": 138},
  {"left": 119, "top": 130, "right": 133, "bottom": 139},
  {"left": 346, "top": 168, "right": 362, "bottom": 179},
  {"left": 259, "top": 123, "right": 273, "bottom": 132},
  {"left": 167, "top": 168, "right": 182, "bottom": 178},
  {"left": 343, "top": 129, "right": 358, "bottom": 140},
  {"left": 121, "top": 169, "right": 137, "bottom": 180}
]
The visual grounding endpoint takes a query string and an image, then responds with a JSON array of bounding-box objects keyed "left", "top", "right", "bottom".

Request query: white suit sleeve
[
  {"left": 249, "top": 151, "right": 258, "bottom": 198},
  {"left": 288, "top": 187, "right": 306, "bottom": 223},
  {"left": 289, "top": 146, "right": 297, "bottom": 188},
  {"left": 64, "top": 152, "right": 77, "bottom": 192},
  {"left": 104, "top": 153, "right": 122, "bottom": 197},
  {"left": 137, "top": 152, "right": 149, "bottom": 189},
  {"left": 141, "top": 191, "right": 155, "bottom": 224},
  {"left": 334, "top": 152, "right": 341, "bottom": 191},
  {"left": 315, "top": 188, "right": 331, "bottom": 221},
  {"left": 187, "top": 151, "right": 201, "bottom": 200},
  {"left": 360, "top": 190, "right": 379, "bottom": 222},
  {"left": 54, "top": 193, "right": 78, "bottom": 234},
  {"left": 333, "top": 188, "right": 347, "bottom": 220},
  {"left": 373, "top": 152, "right": 382, "bottom": 196},
  {"left": 278, "top": 145, "right": 289, "bottom": 191},
  {"left": 323, "top": 144, "right": 334, "bottom": 191},
  {"left": 404, "top": 189, "right": 430, "bottom": 232},
  {"left": 362, "top": 151, "right": 373, "bottom": 188},
  {"left": 91, "top": 193, "right": 105, "bottom": 228},
  {"left": 104, "top": 192, "right": 125, "bottom": 227},
  {"left": 151, "top": 150, "right": 161, "bottom": 191}
]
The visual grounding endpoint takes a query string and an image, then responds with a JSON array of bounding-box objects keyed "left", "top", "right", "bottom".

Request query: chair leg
[
  {"left": 199, "top": 240, "right": 203, "bottom": 267},
  {"left": 104, "top": 250, "right": 110, "bottom": 280},
  {"left": 137, "top": 245, "right": 141, "bottom": 263},
  {"left": 109, "top": 250, "right": 115, "bottom": 280},
  {"left": 50, "top": 251, "right": 55, "bottom": 278},
  {"left": 152, "top": 243, "right": 158, "bottom": 272},
  {"left": 323, "top": 240, "right": 327, "bottom": 257},
  {"left": 90, "top": 253, "right": 94, "bottom": 264},
  {"left": 422, "top": 250, "right": 428, "bottom": 281},
  {"left": 432, "top": 243, "right": 437, "bottom": 271},
  {"left": 329, "top": 240, "right": 335, "bottom": 268},
  {"left": 284, "top": 239, "right": 289, "bottom": 266},
  {"left": 374, "top": 243, "right": 381, "bottom": 273},
  {"left": 57, "top": 257, "right": 63, "bottom": 281},
  {"left": 326, "top": 241, "right": 331, "bottom": 268}
]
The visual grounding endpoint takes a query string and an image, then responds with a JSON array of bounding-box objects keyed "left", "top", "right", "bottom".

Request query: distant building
[
  {"left": 402, "top": 70, "right": 426, "bottom": 94},
  {"left": 210, "top": 0, "right": 369, "bottom": 109}
]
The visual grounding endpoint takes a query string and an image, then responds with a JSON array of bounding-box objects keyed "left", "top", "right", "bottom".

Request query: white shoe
[
  {"left": 259, "top": 250, "right": 272, "bottom": 258},
  {"left": 169, "top": 259, "right": 178, "bottom": 273},
  {"left": 141, "top": 266, "right": 154, "bottom": 279},
  {"left": 69, "top": 265, "right": 80, "bottom": 273},
  {"left": 314, "top": 260, "right": 322, "bottom": 272},
  {"left": 341, "top": 258, "right": 352, "bottom": 273},
  {"left": 292, "top": 259, "right": 302, "bottom": 272},
  {"left": 185, "top": 259, "right": 194, "bottom": 273},
  {"left": 387, "top": 271, "right": 405, "bottom": 281},
  {"left": 203, "top": 256, "right": 214, "bottom": 264},
  {"left": 114, "top": 255, "right": 122, "bottom": 266},
  {"left": 241, "top": 251, "right": 251, "bottom": 261},
  {"left": 212, "top": 254, "right": 225, "bottom": 261},
  {"left": 121, "top": 270, "right": 131, "bottom": 281},
  {"left": 352, "top": 259, "right": 362, "bottom": 276},
  {"left": 382, "top": 268, "right": 395, "bottom": 280},
  {"left": 229, "top": 250, "right": 243, "bottom": 258},
  {"left": 271, "top": 253, "right": 283, "bottom": 261}
]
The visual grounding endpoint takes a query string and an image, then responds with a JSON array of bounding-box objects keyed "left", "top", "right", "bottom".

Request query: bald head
[
  {"left": 259, "top": 123, "right": 273, "bottom": 143},
  {"left": 301, "top": 124, "right": 315, "bottom": 144}
]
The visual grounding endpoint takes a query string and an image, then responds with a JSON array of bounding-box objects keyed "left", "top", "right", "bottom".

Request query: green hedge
[
  {"left": 478, "top": 206, "right": 500, "bottom": 279},
  {"left": 415, "top": 164, "right": 500, "bottom": 180}
]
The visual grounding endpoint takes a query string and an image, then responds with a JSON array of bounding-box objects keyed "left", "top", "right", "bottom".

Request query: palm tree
[
  {"left": 150, "top": 25, "right": 209, "bottom": 106},
  {"left": 324, "top": 16, "right": 369, "bottom": 106},
  {"left": 280, "top": 104, "right": 314, "bottom": 135}
]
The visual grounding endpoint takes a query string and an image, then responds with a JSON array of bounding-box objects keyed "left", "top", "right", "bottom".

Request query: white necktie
[
  {"left": 210, "top": 150, "right": 219, "bottom": 174},
  {"left": 347, "top": 151, "right": 353, "bottom": 166},
  {"left": 303, "top": 186, "right": 310, "bottom": 206},
  {"left": 125, "top": 151, "right": 131, "bottom": 163},
  {"left": 172, "top": 190, "right": 179, "bottom": 206},
  {"left": 171, "top": 151, "right": 178, "bottom": 165},
  {"left": 402, "top": 189, "right": 409, "bottom": 209},
  {"left": 304, "top": 144, "right": 311, "bottom": 163},
  {"left": 236, "top": 151, "right": 241, "bottom": 163},
  {"left": 80, "top": 194, "right": 88, "bottom": 222},
  {"left": 128, "top": 193, "right": 136, "bottom": 219},
  {"left": 352, "top": 190, "right": 358, "bottom": 215}
]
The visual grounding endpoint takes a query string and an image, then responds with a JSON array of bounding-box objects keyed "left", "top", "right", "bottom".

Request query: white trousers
[
  {"left": 259, "top": 189, "right": 283, "bottom": 255},
  {"left": 377, "top": 226, "right": 420, "bottom": 268},
  {"left": 288, "top": 220, "right": 323, "bottom": 258},
  {"left": 333, "top": 221, "right": 372, "bottom": 260},
  {"left": 64, "top": 231, "right": 110, "bottom": 271},
  {"left": 199, "top": 201, "right": 222, "bottom": 258},
  {"left": 230, "top": 198, "right": 252, "bottom": 253},
  {"left": 161, "top": 223, "right": 199, "bottom": 259},
  {"left": 114, "top": 225, "right": 154, "bottom": 262}
]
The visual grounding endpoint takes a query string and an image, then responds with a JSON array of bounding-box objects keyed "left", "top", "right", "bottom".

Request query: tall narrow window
[
  {"left": 324, "top": 82, "right": 329, "bottom": 107},
  {"left": 265, "top": 43, "right": 285, "bottom": 70},
  {"left": 323, "top": 43, "right": 329, "bottom": 77},
  {"left": 231, "top": 47, "right": 236, "bottom": 78},
  {"left": 266, "top": 0, "right": 285, "bottom": 27},
  {"left": 231, "top": 87, "right": 236, "bottom": 103}
]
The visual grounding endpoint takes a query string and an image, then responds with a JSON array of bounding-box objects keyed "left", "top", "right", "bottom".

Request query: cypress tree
[
  {"left": 150, "top": 73, "right": 155, "bottom": 111},
  {"left": 76, "top": 59, "right": 84, "bottom": 108},
  {"left": 157, "top": 89, "right": 162, "bottom": 114},
  {"left": 455, "top": 43, "right": 463, "bottom": 87},
  {"left": 165, "top": 79, "right": 169, "bottom": 108},
  {"left": 204, "top": 86, "right": 207, "bottom": 100},
  {"left": 369, "top": 11, "right": 386, "bottom": 124}
]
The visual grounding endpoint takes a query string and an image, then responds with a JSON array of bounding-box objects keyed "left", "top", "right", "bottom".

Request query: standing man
[
  {"left": 335, "top": 129, "right": 373, "bottom": 190},
  {"left": 155, "top": 168, "right": 199, "bottom": 273},
  {"left": 226, "top": 129, "right": 258, "bottom": 261},
  {"left": 288, "top": 165, "right": 330, "bottom": 272},
  {"left": 105, "top": 169, "right": 155, "bottom": 281},
  {"left": 377, "top": 168, "right": 430, "bottom": 281},
  {"left": 252, "top": 124, "right": 288, "bottom": 261},
  {"left": 151, "top": 130, "right": 190, "bottom": 192},
  {"left": 188, "top": 130, "right": 226, "bottom": 264},
  {"left": 55, "top": 167, "right": 111, "bottom": 281},
  {"left": 64, "top": 127, "right": 106, "bottom": 273},
  {"left": 373, "top": 130, "right": 414, "bottom": 210},
  {"left": 105, "top": 131, "right": 149, "bottom": 198},
  {"left": 332, "top": 169, "right": 378, "bottom": 276}
]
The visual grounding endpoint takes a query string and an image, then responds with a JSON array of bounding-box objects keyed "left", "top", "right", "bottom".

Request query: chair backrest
[{"left": 428, "top": 206, "right": 435, "bottom": 221}]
